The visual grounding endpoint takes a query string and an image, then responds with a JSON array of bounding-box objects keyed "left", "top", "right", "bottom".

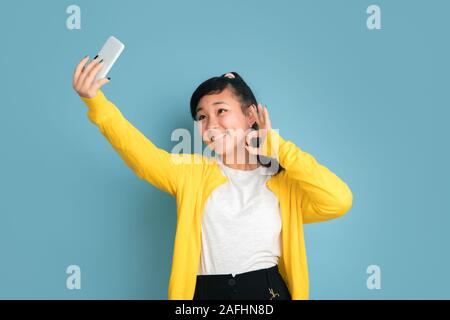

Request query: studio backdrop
[{"left": 0, "top": 0, "right": 449, "bottom": 299}]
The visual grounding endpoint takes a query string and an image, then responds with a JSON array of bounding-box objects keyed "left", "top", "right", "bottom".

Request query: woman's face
[{"left": 195, "top": 87, "right": 256, "bottom": 157}]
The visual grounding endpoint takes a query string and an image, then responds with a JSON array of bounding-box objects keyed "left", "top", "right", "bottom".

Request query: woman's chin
[
  {"left": 211, "top": 146, "right": 227, "bottom": 156},
  {"left": 207, "top": 136, "right": 244, "bottom": 157}
]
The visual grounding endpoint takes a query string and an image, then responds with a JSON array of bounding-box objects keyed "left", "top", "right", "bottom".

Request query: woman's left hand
[{"left": 245, "top": 103, "right": 272, "bottom": 155}]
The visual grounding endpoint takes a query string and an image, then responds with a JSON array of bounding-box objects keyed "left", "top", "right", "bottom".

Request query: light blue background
[{"left": 1, "top": 0, "right": 449, "bottom": 299}]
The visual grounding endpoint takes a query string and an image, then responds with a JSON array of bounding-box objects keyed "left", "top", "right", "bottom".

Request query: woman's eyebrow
[
  {"left": 196, "top": 101, "right": 229, "bottom": 113},
  {"left": 212, "top": 101, "right": 229, "bottom": 106}
]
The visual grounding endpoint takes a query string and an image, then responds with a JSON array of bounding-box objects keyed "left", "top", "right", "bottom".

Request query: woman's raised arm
[
  {"left": 72, "top": 55, "right": 183, "bottom": 196},
  {"left": 263, "top": 129, "right": 353, "bottom": 223},
  {"left": 246, "top": 103, "right": 353, "bottom": 224}
]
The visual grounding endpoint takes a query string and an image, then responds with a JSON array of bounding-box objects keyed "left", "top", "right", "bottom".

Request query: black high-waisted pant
[{"left": 193, "top": 265, "right": 291, "bottom": 300}]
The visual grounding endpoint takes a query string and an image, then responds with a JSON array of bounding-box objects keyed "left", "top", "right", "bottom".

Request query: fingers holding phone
[
  {"left": 72, "top": 36, "right": 125, "bottom": 99},
  {"left": 72, "top": 55, "right": 110, "bottom": 99}
]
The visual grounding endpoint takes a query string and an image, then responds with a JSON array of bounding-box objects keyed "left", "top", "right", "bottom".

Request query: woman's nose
[
  {"left": 205, "top": 119, "right": 221, "bottom": 131},
  {"left": 206, "top": 116, "right": 218, "bottom": 127}
]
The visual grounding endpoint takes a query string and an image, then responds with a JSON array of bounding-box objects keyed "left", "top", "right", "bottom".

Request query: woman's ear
[
  {"left": 245, "top": 107, "right": 257, "bottom": 128},
  {"left": 245, "top": 105, "right": 256, "bottom": 128}
]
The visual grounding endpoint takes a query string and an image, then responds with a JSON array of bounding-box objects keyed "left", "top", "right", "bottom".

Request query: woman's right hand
[{"left": 72, "top": 55, "right": 110, "bottom": 99}]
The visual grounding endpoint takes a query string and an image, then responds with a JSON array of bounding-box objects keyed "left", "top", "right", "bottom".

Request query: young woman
[{"left": 72, "top": 55, "right": 353, "bottom": 300}]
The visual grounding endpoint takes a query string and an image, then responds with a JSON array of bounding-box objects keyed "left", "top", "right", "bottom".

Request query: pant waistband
[{"left": 197, "top": 264, "right": 279, "bottom": 280}]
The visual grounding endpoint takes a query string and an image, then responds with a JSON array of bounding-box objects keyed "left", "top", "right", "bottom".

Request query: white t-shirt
[{"left": 198, "top": 157, "right": 282, "bottom": 276}]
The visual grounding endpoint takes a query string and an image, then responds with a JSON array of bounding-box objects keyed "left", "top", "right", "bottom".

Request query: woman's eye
[{"left": 196, "top": 110, "right": 226, "bottom": 121}]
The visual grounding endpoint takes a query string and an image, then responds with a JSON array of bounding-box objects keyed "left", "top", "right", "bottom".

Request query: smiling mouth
[
  {"left": 207, "top": 130, "right": 230, "bottom": 143},
  {"left": 211, "top": 133, "right": 226, "bottom": 142}
]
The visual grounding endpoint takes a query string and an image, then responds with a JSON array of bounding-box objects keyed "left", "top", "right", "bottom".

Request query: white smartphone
[{"left": 93, "top": 36, "right": 125, "bottom": 81}]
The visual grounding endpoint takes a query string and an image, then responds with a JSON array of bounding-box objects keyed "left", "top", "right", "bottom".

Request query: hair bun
[{"left": 223, "top": 72, "right": 236, "bottom": 79}]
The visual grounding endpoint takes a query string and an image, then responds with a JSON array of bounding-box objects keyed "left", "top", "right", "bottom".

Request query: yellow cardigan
[{"left": 80, "top": 90, "right": 353, "bottom": 300}]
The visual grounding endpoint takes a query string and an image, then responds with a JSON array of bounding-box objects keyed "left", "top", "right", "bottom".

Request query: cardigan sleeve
[
  {"left": 80, "top": 90, "right": 184, "bottom": 197},
  {"left": 260, "top": 129, "right": 353, "bottom": 223}
]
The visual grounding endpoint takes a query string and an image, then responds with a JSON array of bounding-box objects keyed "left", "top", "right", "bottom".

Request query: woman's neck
[{"left": 219, "top": 148, "right": 260, "bottom": 171}]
